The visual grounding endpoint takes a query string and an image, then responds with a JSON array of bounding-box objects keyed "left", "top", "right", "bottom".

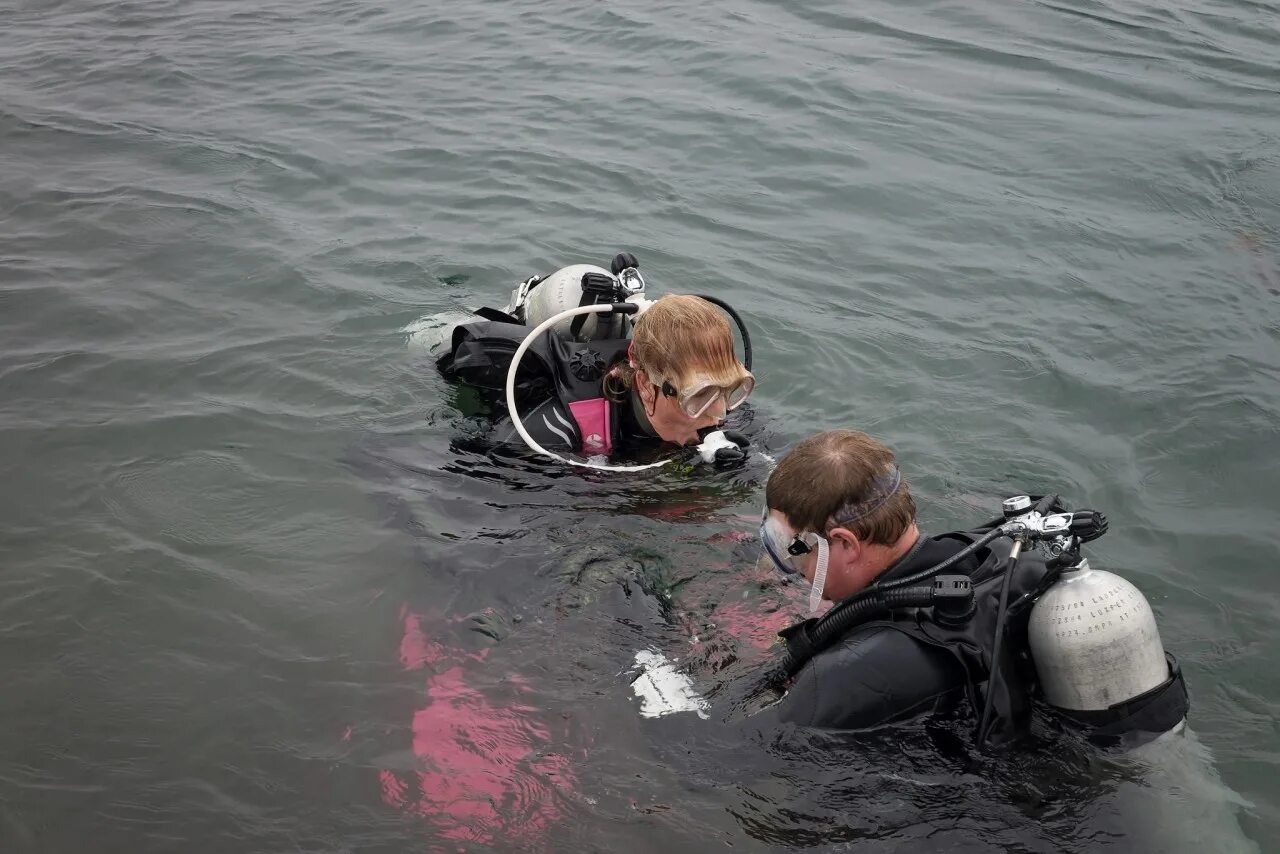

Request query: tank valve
[{"left": 1002, "top": 495, "right": 1032, "bottom": 518}]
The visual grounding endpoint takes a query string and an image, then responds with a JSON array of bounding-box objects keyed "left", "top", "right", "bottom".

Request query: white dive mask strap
[{"left": 808, "top": 535, "right": 830, "bottom": 614}]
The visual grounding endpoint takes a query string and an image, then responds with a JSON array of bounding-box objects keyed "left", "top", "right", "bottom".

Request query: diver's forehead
[{"left": 674, "top": 364, "right": 749, "bottom": 387}]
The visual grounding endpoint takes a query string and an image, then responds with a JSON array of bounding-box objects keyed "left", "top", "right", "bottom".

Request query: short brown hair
[
  {"left": 605, "top": 295, "right": 745, "bottom": 399},
  {"left": 765, "top": 430, "right": 915, "bottom": 546}
]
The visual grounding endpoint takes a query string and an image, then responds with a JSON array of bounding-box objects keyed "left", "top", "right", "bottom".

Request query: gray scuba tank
[
  {"left": 1027, "top": 559, "right": 1174, "bottom": 718},
  {"left": 407, "top": 260, "right": 640, "bottom": 355},
  {"left": 1029, "top": 560, "right": 1255, "bottom": 852},
  {"left": 523, "top": 263, "right": 628, "bottom": 341}
]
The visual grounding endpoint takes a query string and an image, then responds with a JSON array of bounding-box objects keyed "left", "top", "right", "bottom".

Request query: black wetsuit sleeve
[
  {"left": 490, "top": 397, "right": 580, "bottom": 452},
  {"left": 760, "top": 627, "right": 962, "bottom": 730}
]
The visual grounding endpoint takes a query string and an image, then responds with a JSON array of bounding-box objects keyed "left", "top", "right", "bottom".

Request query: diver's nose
[{"left": 703, "top": 395, "right": 728, "bottom": 422}]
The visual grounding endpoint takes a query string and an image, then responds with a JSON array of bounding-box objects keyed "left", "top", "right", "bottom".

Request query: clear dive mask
[
  {"left": 658, "top": 372, "right": 755, "bottom": 419},
  {"left": 760, "top": 510, "right": 829, "bottom": 613}
]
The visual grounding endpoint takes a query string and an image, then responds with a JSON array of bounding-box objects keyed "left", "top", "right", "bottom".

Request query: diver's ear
[
  {"left": 827, "top": 527, "right": 863, "bottom": 567},
  {"left": 635, "top": 370, "right": 656, "bottom": 411}
]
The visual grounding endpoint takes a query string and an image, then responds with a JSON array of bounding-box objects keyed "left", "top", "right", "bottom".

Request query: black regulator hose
[
  {"left": 693, "top": 294, "right": 753, "bottom": 371},
  {"left": 972, "top": 495, "right": 1052, "bottom": 749},
  {"left": 976, "top": 541, "right": 1020, "bottom": 750},
  {"left": 770, "top": 571, "right": 982, "bottom": 684},
  {"left": 875, "top": 526, "right": 1007, "bottom": 593},
  {"left": 764, "top": 592, "right": 896, "bottom": 688}
]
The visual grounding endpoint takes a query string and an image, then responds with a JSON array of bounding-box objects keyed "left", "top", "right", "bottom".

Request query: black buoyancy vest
[
  {"left": 441, "top": 319, "right": 632, "bottom": 407},
  {"left": 846, "top": 530, "right": 1051, "bottom": 747},
  {"left": 439, "top": 318, "right": 634, "bottom": 453}
]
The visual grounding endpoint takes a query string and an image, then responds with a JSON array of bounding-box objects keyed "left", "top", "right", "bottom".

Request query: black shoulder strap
[{"left": 474, "top": 306, "right": 521, "bottom": 324}]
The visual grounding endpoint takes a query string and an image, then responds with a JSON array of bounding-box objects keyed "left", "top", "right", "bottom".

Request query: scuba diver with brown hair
[{"left": 748, "top": 429, "right": 1188, "bottom": 747}]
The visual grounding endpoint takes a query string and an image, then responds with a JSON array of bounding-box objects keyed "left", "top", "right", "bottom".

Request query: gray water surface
[{"left": 2, "top": 0, "right": 1278, "bottom": 850}]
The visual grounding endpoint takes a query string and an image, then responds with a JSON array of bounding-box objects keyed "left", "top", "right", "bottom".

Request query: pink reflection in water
[
  {"left": 378, "top": 607, "right": 576, "bottom": 848},
  {"left": 709, "top": 601, "right": 798, "bottom": 652},
  {"left": 374, "top": 541, "right": 804, "bottom": 846}
]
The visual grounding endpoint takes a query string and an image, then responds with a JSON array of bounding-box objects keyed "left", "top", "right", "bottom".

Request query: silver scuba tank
[
  {"left": 1027, "top": 558, "right": 1172, "bottom": 713},
  {"left": 409, "top": 258, "right": 647, "bottom": 357},
  {"left": 523, "top": 263, "right": 627, "bottom": 341}
]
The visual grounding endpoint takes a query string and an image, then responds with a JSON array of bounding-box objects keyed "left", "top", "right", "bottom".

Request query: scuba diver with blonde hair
[
  {"left": 438, "top": 252, "right": 758, "bottom": 472},
  {"left": 600, "top": 294, "right": 752, "bottom": 447}
]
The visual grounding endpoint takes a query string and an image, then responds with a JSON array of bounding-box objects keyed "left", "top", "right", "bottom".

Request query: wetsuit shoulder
[
  {"left": 772, "top": 624, "right": 962, "bottom": 730},
  {"left": 491, "top": 397, "right": 580, "bottom": 452}
]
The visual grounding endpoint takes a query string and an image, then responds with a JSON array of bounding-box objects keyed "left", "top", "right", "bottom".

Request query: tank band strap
[{"left": 1054, "top": 652, "right": 1190, "bottom": 748}]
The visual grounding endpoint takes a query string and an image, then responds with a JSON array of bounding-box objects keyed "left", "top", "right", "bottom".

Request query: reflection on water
[{"left": 378, "top": 606, "right": 578, "bottom": 848}]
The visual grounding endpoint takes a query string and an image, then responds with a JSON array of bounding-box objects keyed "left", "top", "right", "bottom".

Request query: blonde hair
[
  {"left": 766, "top": 430, "right": 916, "bottom": 546},
  {"left": 604, "top": 294, "right": 742, "bottom": 400}
]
